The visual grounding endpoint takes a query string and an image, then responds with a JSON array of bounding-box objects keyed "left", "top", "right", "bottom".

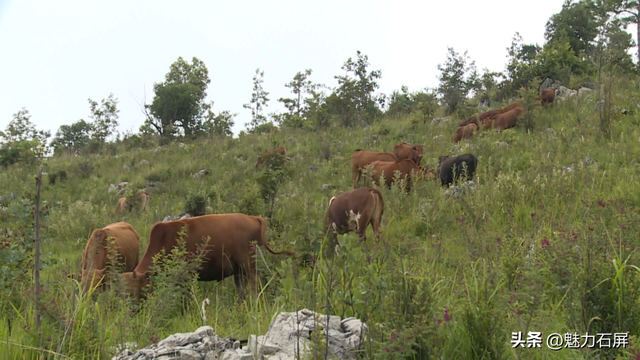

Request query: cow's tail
[
  {"left": 256, "top": 217, "right": 295, "bottom": 256},
  {"left": 354, "top": 148, "right": 364, "bottom": 152},
  {"left": 370, "top": 189, "right": 384, "bottom": 223}
]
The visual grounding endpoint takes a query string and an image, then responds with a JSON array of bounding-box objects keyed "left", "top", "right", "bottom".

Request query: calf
[
  {"left": 365, "top": 159, "right": 423, "bottom": 192},
  {"left": 120, "top": 213, "right": 294, "bottom": 301},
  {"left": 117, "top": 190, "right": 150, "bottom": 213},
  {"left": 536, "top": 88, "right": 555, "bottom": 106},
  {"left": 438, "top": 153, "right": 478, "bottom": 187},
  {"left": 68, "top": 222, "right": 140, "bottom": 295},
  {"left": 350, "top": 149, "right": 398, "bottom": 188},
  {"left": 392, "top": 143, "right": 424, "bottom": 166},
  {"left": 255, "top": 146, "right": 287, "bottom": 168},
  {"left": 452, "top": 123, "right": 478, "bottom": 143},
  {"left": 324, "top": 187, "right": 384, "bottom": 242}
]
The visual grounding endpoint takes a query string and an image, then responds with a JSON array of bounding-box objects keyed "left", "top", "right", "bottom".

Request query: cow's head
[{"left": 120, "top": 271, "right": 151, "bottom": 300}]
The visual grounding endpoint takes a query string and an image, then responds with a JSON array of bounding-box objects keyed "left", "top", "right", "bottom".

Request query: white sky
[{"left": 0, "top": 0, "right": 625, "bottom": 138}]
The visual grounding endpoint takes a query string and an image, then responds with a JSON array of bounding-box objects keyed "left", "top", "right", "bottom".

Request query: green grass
[{"left": 2, "top": 79, "right": 640, "bottom": 359}]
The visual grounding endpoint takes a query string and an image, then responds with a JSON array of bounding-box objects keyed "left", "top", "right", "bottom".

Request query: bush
[{"left": 184, "top": 194, "right": 206, "bottom": 216}]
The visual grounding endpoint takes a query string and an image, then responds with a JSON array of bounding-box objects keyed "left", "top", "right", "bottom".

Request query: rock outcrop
[{"left": 112, "top": 309, "right": 367, "bottom": 360}]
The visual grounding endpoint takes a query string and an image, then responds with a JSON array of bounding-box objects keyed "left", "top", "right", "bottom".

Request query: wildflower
[
  {"left": 541, "top": 238, "right": 550, "bottom": 248},
  {"left": 598, "top": 200, "right": 605, "bottom": 208},
  {"left": 443, "top": 308, "right": 451, "bottom": 322},
  {"left": 390, "top": 332, "right": 397, "bottom": 340},
  {"left": 531, "top": 213, "right": 536, "bottom": 218},
  {"left": 496, "top": 237, "right": 502, "bottom": 244},
  {"left": 436, "top": 319, "right": 442, "bottom": 325}
]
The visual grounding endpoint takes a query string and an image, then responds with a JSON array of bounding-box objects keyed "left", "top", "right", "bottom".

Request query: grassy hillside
[{"left": 2, "top": 80, "right": 640, "bottom": 359}]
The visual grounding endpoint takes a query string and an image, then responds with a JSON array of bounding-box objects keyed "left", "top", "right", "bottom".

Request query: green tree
[
  {"left": 50, "top": 119, "right": 92, "bottom": 154},
  {"left": 203, "top": 110, "right": 236, "bottom": 137},
  {"left": 436, "top": 47, "right": 478, "bottom": 114},
  {"left": 604, "top": 0, "right": 640, "bottom": 63},
  {"left": 545, "top": 0, "right": 603, "bottom": 57},
  {"left": 504, "top": 32, "right": 542, "bottom": 95},
  {"left": 0, "top": 108, "right": 50, "bottom": 166},
  {"left": 144, "top": 56, "right": 212, "bottom": 137},
  {"left": 277, "top": 69, "right": 322, "bottom": 128},
  {"left": 243, "top": 68, "right": 270, "bottom": 132},
  {"left": 331, "top": 50, "right": 383, "bottom": 127},
  {"left": 386, "top": 85, "right": 414, "bottom": 118},
  {"left": 88, "top": 93, "right": 119, "bottom": 143}
]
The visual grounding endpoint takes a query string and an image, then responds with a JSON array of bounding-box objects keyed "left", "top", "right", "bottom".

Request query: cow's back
[
  {"left": 104, "top": 222, "right": 140, "bottom": 271},
  {"left": 351, "top": 151, "right": 397, "bottom": 167}
]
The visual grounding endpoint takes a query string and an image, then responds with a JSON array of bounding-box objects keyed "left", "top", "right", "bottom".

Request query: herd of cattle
[{"left": 68, "top": 88, "right": 557, "bottom": 302}]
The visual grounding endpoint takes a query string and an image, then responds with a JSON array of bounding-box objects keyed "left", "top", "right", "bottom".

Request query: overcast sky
[{"left": 0, "top": 0, "right": 623, "bottom": 138}]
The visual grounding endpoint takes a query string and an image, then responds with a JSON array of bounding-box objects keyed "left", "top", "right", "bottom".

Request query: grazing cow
[
  {"left": 324, "top": 187, "right": 384, "bottom": 242},
  {"left": 350, "top": 149, "right": 398, "bottom": 188},
  {"left": 452, "top": 123, "right": 478, "bottom": 143},
  {"left": 459, "top": 109, "right": 498, "bottom": 127},
  {"left": 438, "top": 153, "right": 478, "bottom": 187},
  {"left": 68, "top": 222, "right": 140, "bottom": 294},
  {"left": 117, "top": 190, "right": 150, "bottom": 213},
  {"left": 120, "top": 214, "right": 295, "bottom": 301},
  {"left": 255, "top": 146, "right": 287, "bottom": 168},
  {"left": 496, "top": 101, "right": 524, "bottom": 114},
  {"left": 536, "top": 88, "right": 555, "bottom": 106},
  {"left": 393, "top": 143, "right": 424, "bottom": 166},
  {"left": 493, "top": 106, "right": 524, "bottom": 131},
  {"left": 364, "top": 159, "right": 424, "bottom": 191}
]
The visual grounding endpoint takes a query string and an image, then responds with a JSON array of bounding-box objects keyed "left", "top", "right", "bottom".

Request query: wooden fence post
[{"left": 34, "top": 165, "right": 43, "bottom": 330}]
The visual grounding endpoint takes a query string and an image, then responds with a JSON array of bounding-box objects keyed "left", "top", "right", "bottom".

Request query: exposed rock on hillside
[{"left": 112, "top": 309, "right": 367, "bottom": 360}]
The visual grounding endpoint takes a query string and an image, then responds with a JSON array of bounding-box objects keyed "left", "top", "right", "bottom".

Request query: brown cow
[
  {"left": 496, "top": 101, "right": 524, "bottom": 114},
  {"left": 119, "top": 213, "right": 295, "bottom": 301},
  {"left": 255, "top": 146, "right": 287, "bottom": 168},
  {"left": 324, "top": 187, "right": 384, "bottom": 242},
  {"left": 393, "top": 143, "right": 424, "bottom": 166},
  {"left": 459, "top": 109, "right": 498, "bottom": 127},
  {"left": 68, "top": 222, "right": 140, "bottom": 295},
  {"left": 493, "top": 106, "right": 524, "bottom": 131},
  {"left": 536, "top": 88, "right": 555, "bottom": 106},
  {"left": 364, "top": 159, "right": 424, "bottom": 191},
  {"left": 117, "top": 190, "right": 150, "bottom": 213},
  {"left": 350, "top": 149, "right": 398, "bottom": 188},
  {"left": 482, "top": 101, "right": 524, "bottom": 129},
  {"left": 452, "top": 123, "right": 478, "bottom": 143}
]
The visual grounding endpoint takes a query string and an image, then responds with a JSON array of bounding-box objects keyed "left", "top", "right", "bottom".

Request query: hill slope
[{"left": 1, "top": 87, "right": 640, "bottom": 359}]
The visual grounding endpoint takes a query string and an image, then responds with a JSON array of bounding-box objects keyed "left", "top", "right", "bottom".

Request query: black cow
[{"left": 438, "top": 153, "right": 478, "bottom": 187}]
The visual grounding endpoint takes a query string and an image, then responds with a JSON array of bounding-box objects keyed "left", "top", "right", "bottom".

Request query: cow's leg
[
  {"left": 371, "top": 217, "right": 382, "bottom": 240},
  {"left": 234, "top": 272, "right": 246, "bottom": 303},
  {"left": 352, "top": 167, "right": 360, "bottom": 189},
  {"left": 247, "top": 259, "right": 258, "bottom": 298}
]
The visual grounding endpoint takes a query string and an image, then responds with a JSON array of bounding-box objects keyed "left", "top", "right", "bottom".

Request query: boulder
[
  {"left": 192, "top": 169, "right": 209, "bottom": 180},
  {"left": 539, "top": 78, "right": 555, "bottom": 92}
]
